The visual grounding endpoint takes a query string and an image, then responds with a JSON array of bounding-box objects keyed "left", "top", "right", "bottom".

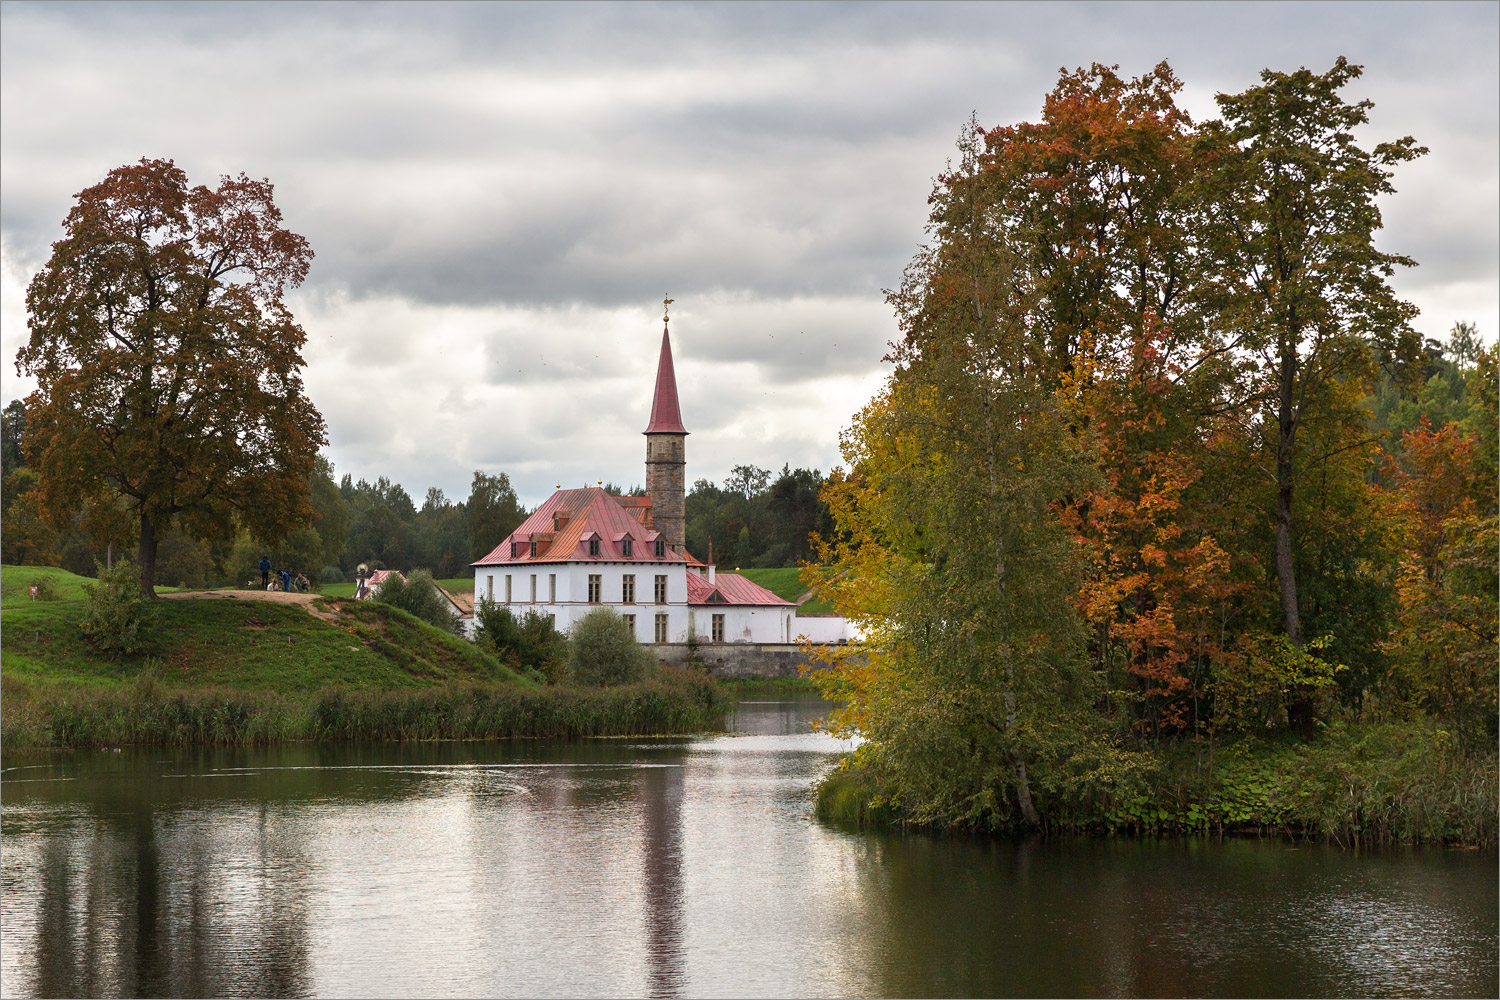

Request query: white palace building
[{"left": 471, "top": 315, "right": 847, "bottom": 646}]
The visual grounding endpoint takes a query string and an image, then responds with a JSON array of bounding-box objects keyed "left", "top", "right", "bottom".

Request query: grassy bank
[
  {"left": 1, "top": 590, "right": 731, "bottom": 749},
  {"left": 816, "top": 721, "right": 1498, "bottom": 847},
  {"left": 717, "top": 676, "right": 823, "bottom": 694},
  {"left": 320, "top": 577, "right": 473, "bottom": 599},
  {"left": 736, "top": 567, "right": 835, "bottom": 614},
  {"left": 2, "top": 564, "right": 180, "bottom": 608},
  {"left": 1, "top": 597, "right": 528, "bottom": 691},
  {"left": 0, "top": 670, "right": 729, "bottom": 749}
]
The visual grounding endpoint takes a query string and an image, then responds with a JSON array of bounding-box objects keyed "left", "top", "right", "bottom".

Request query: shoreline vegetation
[
  {"left": 815, "top": 726, "right": 1498, "bottom": 848},
  {"left": 0, "top": 574, "right": 729, "bottom": 750}
]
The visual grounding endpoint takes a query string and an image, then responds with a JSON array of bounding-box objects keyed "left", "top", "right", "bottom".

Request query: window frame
[{"left": 587, "top": 574, "right": 602, "bottom": 604}]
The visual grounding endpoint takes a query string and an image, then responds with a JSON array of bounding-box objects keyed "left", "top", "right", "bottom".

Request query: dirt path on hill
[{"left": 157, "top": 589, "right": 344, "bottom": 623}]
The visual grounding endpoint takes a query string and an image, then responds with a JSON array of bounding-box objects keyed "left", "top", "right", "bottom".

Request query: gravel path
[{"left": 157, "top": 588, "right": 343, "bottom": 621}]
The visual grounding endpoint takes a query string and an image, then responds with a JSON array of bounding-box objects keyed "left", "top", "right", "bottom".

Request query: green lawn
[
  {"left": 2, "top": 564, "right": 184, "bottom": 608},
  {"left": 1, "top": 597, "right": 530, "bottom": 692},
  {"left": 2, "top": 564, "right": 98, "bottom": 607},
  {"left": 321, "top": 576, "right": 474, "bottom": 599},
  {"left": 736, "top": 567, "right": 835, "bottom": 614}
]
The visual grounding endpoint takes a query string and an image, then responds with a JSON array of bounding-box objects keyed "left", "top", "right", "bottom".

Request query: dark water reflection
[{"left": 2, "top": 695, "right": 1495, "bottom": 998}]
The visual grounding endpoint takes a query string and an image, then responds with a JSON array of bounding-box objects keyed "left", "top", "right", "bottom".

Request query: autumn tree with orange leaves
[
  {"left": 17, "top": 158, "right": 326, "bottom": 595},
  {"left": 809, "top": 60, "right": 1494, "bottom": 832}
]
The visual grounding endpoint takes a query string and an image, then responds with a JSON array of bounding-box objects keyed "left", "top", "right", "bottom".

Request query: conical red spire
[{"left": 644, "top": 323, "right": 687, "bottom": 434}]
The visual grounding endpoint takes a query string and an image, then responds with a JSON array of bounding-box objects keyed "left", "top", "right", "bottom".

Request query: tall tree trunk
[
  {"left": 1003, "top": 687, "right": 1042, "bottom": 827},
  {"left": 1277, "top": 340, "right": 1316, "bottom": 736},
  {"left": 138, "top": 511, "right": 158, "bottom": 598}
]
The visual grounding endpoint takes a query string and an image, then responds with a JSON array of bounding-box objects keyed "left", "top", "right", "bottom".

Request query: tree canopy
[
  {"left": 810, "top": 59, "right": 1496, "bottom": 831},
  {"left": 16, "top": 158, "right": 326, "bottom": 594}
]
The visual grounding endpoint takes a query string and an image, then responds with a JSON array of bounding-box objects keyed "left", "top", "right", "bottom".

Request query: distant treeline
[{"left": 1, "top": 406, "right": 832, "bottom": 584}]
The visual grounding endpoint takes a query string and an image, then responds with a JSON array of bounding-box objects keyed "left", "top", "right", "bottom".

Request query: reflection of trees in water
[{"left": 18, "top": 755, "right": 317, "bottom": 998}]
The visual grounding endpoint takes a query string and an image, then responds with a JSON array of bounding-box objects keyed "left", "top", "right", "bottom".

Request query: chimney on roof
[{"left": 644, "top": 299, "right": 687, "bottom": 555}]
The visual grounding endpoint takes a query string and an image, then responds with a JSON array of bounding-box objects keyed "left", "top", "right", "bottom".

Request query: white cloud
[{"left": 2, "top": 1, "right": 1495, "bottom": 510}]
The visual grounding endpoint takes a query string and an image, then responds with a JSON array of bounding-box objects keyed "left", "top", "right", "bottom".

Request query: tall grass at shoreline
[
  {"left": 0, "top": 669, "right": 730, "bottom": 749},
  {"left": 816, "top": 720, "right": 1499, "bottom": 848}
]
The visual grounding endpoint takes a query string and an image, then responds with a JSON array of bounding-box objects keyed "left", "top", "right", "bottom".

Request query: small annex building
[{"left": 471, "top": 313, "right": 801, "bottom": 645}]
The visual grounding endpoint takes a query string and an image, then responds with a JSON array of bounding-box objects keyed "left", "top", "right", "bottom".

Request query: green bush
[
  {"left": 320, "top": 565, "right": 344, "bottom": 584},
  {"left": 27, "top": 576, "right": 62, "bottom": 601},
  {"left": 567, "top": 608, "right": 650, "bottom": 687},
  {"left": 79, "top": 561, "right": 155, "bottom": 657},
  {"left": 474, "top": 598, "right": 567, "bottom": 682},
  {"left": 371, "top": 569, "right": 461, "bottom": 634}
]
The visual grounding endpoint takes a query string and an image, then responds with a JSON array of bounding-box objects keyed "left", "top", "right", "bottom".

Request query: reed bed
[{"left": 0, "top": 669, "right": 730, "bottom": 750}]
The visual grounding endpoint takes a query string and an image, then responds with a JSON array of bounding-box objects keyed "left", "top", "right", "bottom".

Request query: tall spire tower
[{"left": 645, "top": 296, "right": 687, "bottom": 554}]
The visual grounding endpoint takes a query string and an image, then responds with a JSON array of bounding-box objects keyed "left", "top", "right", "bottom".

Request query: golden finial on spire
[{"left": 663, "top": 293, "right": 674, "bottom": 325}]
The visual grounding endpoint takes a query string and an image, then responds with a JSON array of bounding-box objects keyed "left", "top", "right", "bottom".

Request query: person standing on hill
[{"left": 259, "top": 555, "right": 272, "bottom": 590}]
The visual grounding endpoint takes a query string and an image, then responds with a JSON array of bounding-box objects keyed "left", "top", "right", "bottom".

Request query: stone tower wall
[{"left": 645, "top": 433, "right": 686, "bottom": 554}]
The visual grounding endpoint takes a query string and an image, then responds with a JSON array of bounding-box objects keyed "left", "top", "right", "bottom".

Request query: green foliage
[
  {"left": 79, "top": 561, "right": 156, "bottom": 657},
  {"left": 467, "top": 470, "right": 526, "bottom": 563},
  {"left": 0, "top": 666, "right": 729, "bottom": 750},
  {"left": 321, "top": 565, "right": 344, "bottom": 584},
  {"left": 1, "top": 564, "right": 102, "bottom": 607},
  {"left": 567, "top": 608, "right": 650, "bottom": 687},
  {"left": 474, "top": 597, "right": 566, "bottom": 682},
  {"left": 372, "top": 569, "right": 462, "bottom": 634},
  {"left": 819, "top": 719, "right": 1496, "bottom": 846},
  {"left": 685, "top": 464, "right": 832, "bottom": 568}
]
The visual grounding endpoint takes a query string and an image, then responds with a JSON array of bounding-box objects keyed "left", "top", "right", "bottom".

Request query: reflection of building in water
[{"left": 639, "top": 760, "right": 686, "bottom": 997}]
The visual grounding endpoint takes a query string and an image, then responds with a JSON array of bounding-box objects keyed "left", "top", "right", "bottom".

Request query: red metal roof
[
  {"left": 686, "top": 572, "right": 794, "bottom": 607},
  {"left": 472, "top": 488, "right": 690, "bottom": 567},
  {"left": 644, "top": 325, "right": 687, "bottom": 435}
]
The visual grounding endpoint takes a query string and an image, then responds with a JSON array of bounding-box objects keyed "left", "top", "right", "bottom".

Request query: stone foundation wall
[{"left": 653, "top": 642, "right": 858, "bottom": 679}]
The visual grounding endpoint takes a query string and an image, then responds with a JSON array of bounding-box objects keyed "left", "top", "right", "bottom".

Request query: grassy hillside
[
  {"left": 737, "top": 567, "right": 835, "bottom": 614},
  {"left": 320, "top": 576, "right": 474, "bottom": 599},
  {"left": 1, "top": 597, "right": 529, "bottom": 691},
  {"left": 2, "top": 564, "right": 98, "bottom": 607},
  {"left": 2, "top": 564, "right": 184, "bottom": 608}
]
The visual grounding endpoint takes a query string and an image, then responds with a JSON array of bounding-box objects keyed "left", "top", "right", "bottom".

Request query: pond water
[{"left": 2, "top": 695, "right": 1495, "bottom": 998}]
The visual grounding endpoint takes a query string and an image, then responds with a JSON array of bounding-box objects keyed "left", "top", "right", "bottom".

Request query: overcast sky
[{"left": 3, "top": 1, "right": 1496, "bottom": 507}]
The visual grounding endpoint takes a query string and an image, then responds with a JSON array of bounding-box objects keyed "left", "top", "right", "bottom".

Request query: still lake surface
[{"left": 2, "top": 694, "right": 1495, "bottom": 998}]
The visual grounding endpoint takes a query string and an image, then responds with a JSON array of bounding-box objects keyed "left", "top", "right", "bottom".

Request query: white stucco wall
[
  {"left": 688, "top": 605, "right": 795, "bottom": 644},
  {"left": 790, "top": 614, "right": 853, "bottom": 644},
  {"left": 474, "top": 561, "right": 692, "bottom": 641}
]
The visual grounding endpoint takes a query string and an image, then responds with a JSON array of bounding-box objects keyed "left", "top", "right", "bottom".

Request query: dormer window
[
  {"left": 529, "top": 540, "right": 537, "bottom": 558},
  {"left": 654, "top": 538, "right": 665, "bottom": 558},
  {"left": 589, "top": 538, "right": 600, "bottom": 558},
  {"left": 622, "top": 537, "right": 633, "bottom": 557},
  {"left": 510, "top": 541, "right": 519, "bottom": 559}
]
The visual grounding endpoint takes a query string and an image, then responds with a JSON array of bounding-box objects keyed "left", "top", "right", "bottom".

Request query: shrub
[
  {"left": 567, "top": 608, "right": 649, "bottom": 687},
  {"left": 28, "top": 576, "right": 62, "bottom": 601},
  {"left": 79, "top": 561, "right": 155, "bottom": 657},
  {"left": 321, "top": 565, "right": 345, "bottom": 584},
  {"left": 372, "top": 569, "right": 461, "bottom": 634},
  {"left": 474, "top": 598, "right": 567, "bottom": 681}
]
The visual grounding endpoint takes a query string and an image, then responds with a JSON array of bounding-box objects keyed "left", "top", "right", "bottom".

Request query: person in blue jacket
[
  {"left": 259, "top": 555, "right": 272, "bottom": 590},
  {"left": 279, "top": 568, "right": 292, "bottom": 594}
]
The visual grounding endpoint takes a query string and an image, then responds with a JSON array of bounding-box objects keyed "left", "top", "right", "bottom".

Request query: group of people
[{"left": 257, "top": 555, "right": 310, "bottom": 594}]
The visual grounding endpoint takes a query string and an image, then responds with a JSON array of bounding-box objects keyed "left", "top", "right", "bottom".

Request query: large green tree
[
  {"left": 17, "top": 158, "right": 326, "bottom": 594},
  {"left": 1208, "top": 59, "right": 1425, "bottom": 660}
]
